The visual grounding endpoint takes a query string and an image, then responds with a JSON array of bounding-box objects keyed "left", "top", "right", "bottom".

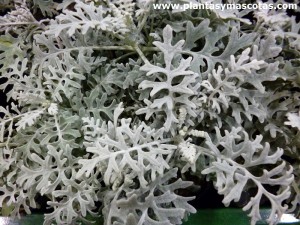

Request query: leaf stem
[
  {"left": 134, "top": 44, "right": 150, "bottom": 64},
  {"left": 0, "top": 143, "right": 18, "bottom": 148},
  {"left": 292, "top": 180, "right": 300, "bottom": 196},
  {"left": 0, "top": 22, "right": 40, "bottom": 27},
  {"left": 137, "top": 10, "right": 150, "bottom": 33}
]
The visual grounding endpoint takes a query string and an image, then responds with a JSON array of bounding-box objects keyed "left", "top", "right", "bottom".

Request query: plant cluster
[{"left": 0, "top": 0, "right": 299, "bottom": 225}]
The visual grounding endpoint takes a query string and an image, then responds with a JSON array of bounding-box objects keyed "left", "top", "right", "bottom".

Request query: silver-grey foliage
[{"left": 0, "top": 0, "right": 299, "bottom": 225}]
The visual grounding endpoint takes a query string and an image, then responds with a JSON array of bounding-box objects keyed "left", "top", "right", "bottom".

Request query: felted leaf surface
[
  {"left": 202, "top": 127, "right": 294, "bottom": 225},
  {"left": 137, "top": 25, "right": 199, "bottom": 131},
  {"left": 45, "top": 0, "right": 129, "bottom": 38},
  {"left": 78, "top": 104, "right": 176, "bottom": 188},
  {"left": 285, "top": 113, "right": 300, "bottom": 130},
  {"left": 102, "top": 169, "right": 196, "bottom": 225}
]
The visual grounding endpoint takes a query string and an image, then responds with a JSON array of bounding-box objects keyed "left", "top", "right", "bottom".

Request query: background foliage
[{"left": 0, "top": 0, "right": 299, "bottom": 225}]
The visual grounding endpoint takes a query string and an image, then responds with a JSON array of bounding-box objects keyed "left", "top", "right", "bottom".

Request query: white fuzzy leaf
[
  {"left": 285, "top": 113, "right": 300, "bottom": 130},
  {"left": 15, "top": 109, "right": 44, "bottom": 131}
]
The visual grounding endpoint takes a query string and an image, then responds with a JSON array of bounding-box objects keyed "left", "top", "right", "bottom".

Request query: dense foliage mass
[{"left": 0, "top": 0, "right": 299, "bottom": 225}]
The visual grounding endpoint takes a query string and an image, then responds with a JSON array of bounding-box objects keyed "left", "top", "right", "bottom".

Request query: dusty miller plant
[{"left": 0, "top": 0, "right": 299, "bottom": 224}]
